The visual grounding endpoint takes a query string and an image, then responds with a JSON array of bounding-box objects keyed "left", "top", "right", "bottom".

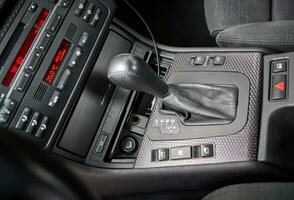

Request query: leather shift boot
[{"left": 160, "top": 84, "right": 238, "bottom": 125}]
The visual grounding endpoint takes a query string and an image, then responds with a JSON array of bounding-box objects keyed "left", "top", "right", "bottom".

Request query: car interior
[{"left": 1, "top": 0, "right": 294, "bottom": 199}]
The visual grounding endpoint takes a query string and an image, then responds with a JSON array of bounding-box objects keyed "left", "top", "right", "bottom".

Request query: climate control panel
[{"left": 0, "top": 0, "right": 114, "bottom": 146}]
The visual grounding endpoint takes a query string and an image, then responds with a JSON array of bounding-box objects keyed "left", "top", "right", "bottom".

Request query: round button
[{"left": 121, "top": 137, "right": 137, "bottom": 154}]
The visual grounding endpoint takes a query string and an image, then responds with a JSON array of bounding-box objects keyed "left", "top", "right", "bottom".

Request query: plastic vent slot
[
  {"left": 65, "top": 23, "right": 77, "bottom": 41},
  {"left": 33, "top": 83, "right": 48, "bottom": 102}
]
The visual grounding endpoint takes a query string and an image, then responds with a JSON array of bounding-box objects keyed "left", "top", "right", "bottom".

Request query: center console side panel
[
  {"left": 259, "top": 52, "right": 294, "bottom": 170},
  {"left": 53, "top": 30, "right": 133, "bottom": 161}
]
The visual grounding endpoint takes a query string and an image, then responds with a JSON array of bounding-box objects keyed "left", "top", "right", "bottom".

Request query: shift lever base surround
[{"left": 148, "top": 71, "right": 250, "bottom": 141}]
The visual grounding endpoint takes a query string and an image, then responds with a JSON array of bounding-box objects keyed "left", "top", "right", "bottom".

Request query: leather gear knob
[{"left": 107, "top": 53, "right": 169, "bottom": 98}]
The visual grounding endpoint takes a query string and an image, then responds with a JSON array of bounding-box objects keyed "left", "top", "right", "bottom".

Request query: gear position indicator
[{"left": 152, "top": 117, "right": 180, "bottom": 134}]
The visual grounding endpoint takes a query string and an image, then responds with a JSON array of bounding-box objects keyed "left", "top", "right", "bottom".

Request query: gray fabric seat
[
  {"left": 203, "top": 183, "right": 294, "bottom": 200},
  {"left": 204, "top": 0, "right": 294, "bottom": 52}
]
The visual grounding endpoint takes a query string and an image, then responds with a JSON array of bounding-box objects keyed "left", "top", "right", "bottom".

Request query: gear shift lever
[
  {"left": 108, "top": 53, "right": 238, "bottom": 126},
  {"left": 107, "top": 53, "right": 169, "bottom": 98}
]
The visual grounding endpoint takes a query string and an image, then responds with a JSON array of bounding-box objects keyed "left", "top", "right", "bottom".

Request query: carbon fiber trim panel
[{"left": 136, "top": 51, "right": 263, "bottom": 168}]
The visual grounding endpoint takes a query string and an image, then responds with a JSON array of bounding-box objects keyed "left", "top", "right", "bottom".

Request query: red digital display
[
  {"left": 36, "top": 8, "right": 49, "bottom": 27},
  {"left": 43, "top": 40, "right": 70, "bottom": 85},
  {"left": 2, "top": 8, "right": 49, "bottom": 87},
  {"left": 2, "top": 27, "right": 40, "bottom": 86}
]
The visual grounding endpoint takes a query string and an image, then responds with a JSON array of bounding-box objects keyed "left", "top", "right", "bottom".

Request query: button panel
[
  {"left": 5, "top": 3, "right": 68, "bottom": 127},
  {"left": 0, "top": 0, "right": 110, "bottom": 148},
  {"left": 74, "top": 0, "right": 102, "bottom": 27},
  {"left": 152, "top": 144, "right": 214, "bottom": 162},
  {"left": 270, "top": 59, "right": 288, "bottom": 101},
  {"left": 192, "top": 55, "right": 227, "bottom": 66},
  {"left": 15, "top": 107, "right": 49, "bottom": 138},
  {"left": 2, "top": 1, "right": 72, "bottom": 133}
]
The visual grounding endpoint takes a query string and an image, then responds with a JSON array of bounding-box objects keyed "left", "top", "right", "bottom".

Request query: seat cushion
[
  {"left": 203, "top": 183, "right": 294, "bottom": 200},
  {"left": 272, "top": 0, "right": 294, "bottom": 20},
  {"left": 216, "top": 21, "right": 294, "bottom": 52},
  {"left": 204, "top": 0, "right": 270, "bottom": 37}
]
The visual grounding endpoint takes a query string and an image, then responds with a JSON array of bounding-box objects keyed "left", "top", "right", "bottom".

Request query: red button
[
  {"left": 271, "top": 75, "right": 286, "bottom": 100},
  {"left": 275, "top": 81, "right": 285, "bottom": 91}
]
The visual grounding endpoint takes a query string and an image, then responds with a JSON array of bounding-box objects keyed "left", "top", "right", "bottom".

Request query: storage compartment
[{"left": 54, "top": 31, "right": 132, "bottom": 159}]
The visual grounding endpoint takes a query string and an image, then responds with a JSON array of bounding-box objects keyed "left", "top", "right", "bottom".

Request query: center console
[
  {"left": 0, "top": 1, "right": 294, "bottom": 194},
  {"left": 137, "top": 50, "right": 262, "bottom": 168}
]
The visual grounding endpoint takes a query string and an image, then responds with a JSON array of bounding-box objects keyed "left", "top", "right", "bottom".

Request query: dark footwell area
[{"left": 115, "top": 0, "right": 216, "bottom": 47}]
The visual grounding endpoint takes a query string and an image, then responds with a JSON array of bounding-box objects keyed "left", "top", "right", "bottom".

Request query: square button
[
  {"left": 158, "top": 149, "right": 169, "bottom": 161},
  {"left": 194, "top": 55, "right": 206, "bottom": 65},
  {"left": 170, "top": 146, "right": 191, "bottom": 160},
  {"left": 271, "top": 60, "right": 288, "bottom": 73},
  {"left": 213, "top": 56, "right": 226, "bottom": 65},
  {"left": 193, "top": 146, "right": 201, "bottom": 158},
  {"left": 200, "top": 144, "right": 214, "bottom": 158},
  {"left": 271, "top": 74, "right": 287, "bottom": 100},
  {"left": 95, "top": 134, "right": 108, "bottom": 154}
]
